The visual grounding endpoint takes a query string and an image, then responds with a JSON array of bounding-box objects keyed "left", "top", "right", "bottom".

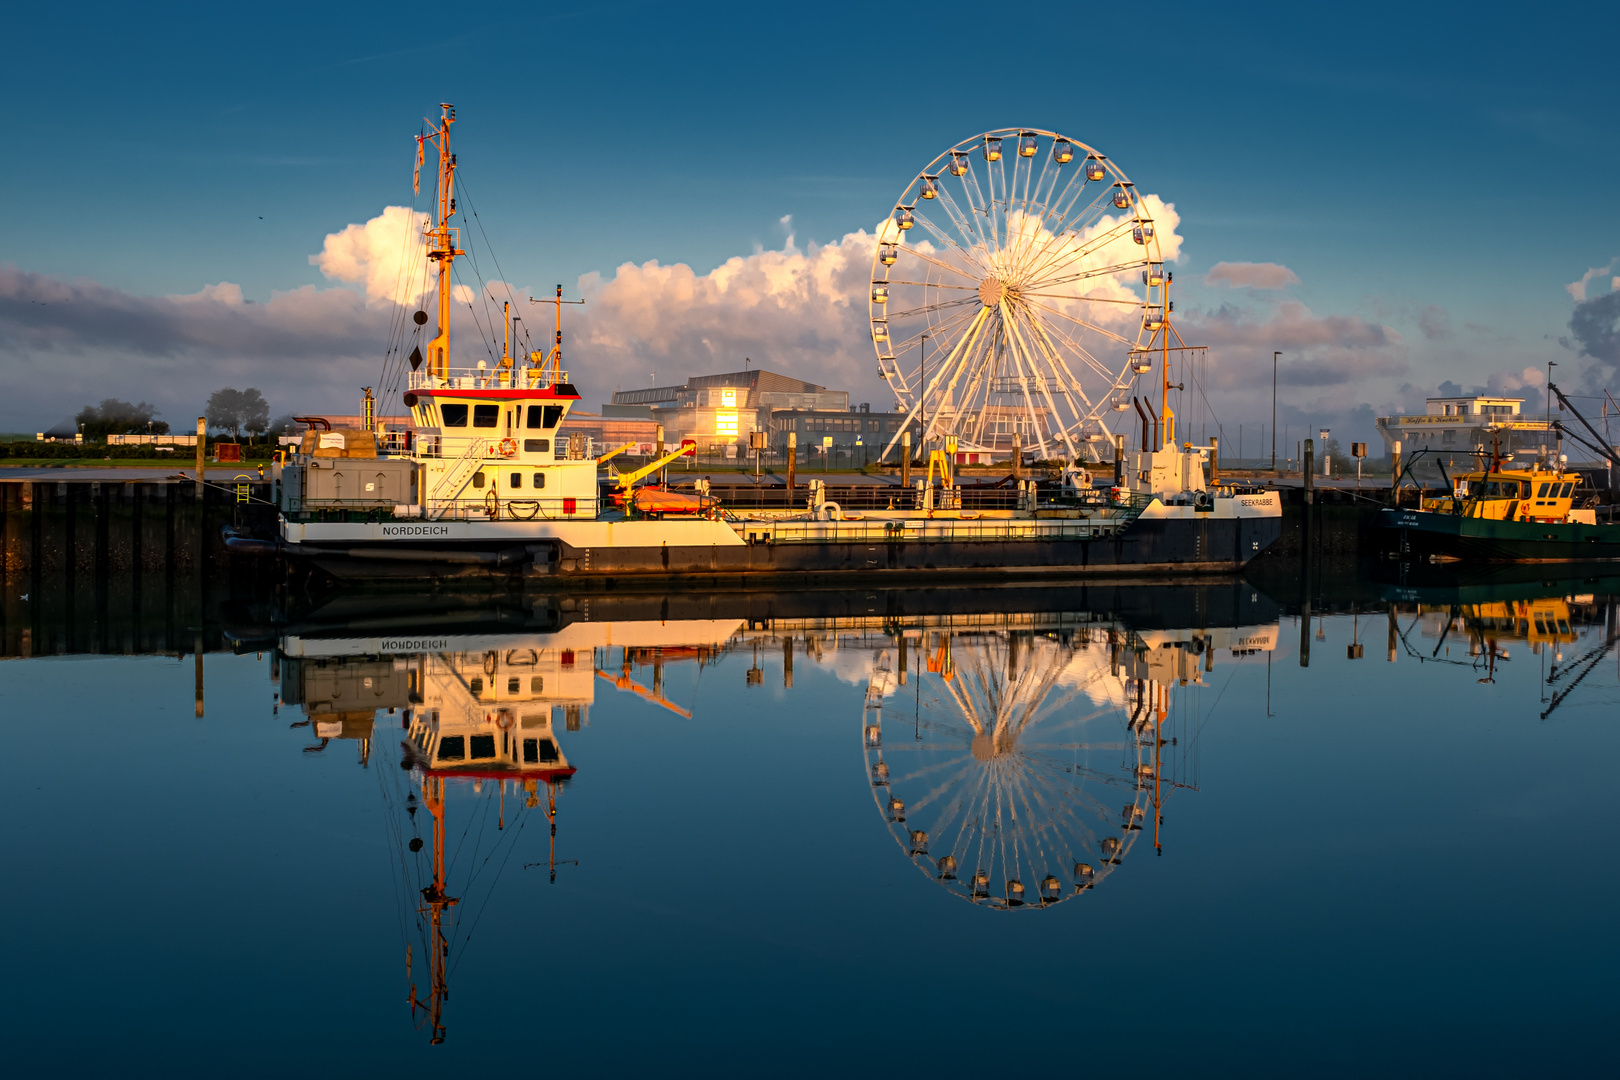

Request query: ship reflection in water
[
  {"left": 279, "top": 617, "right": 736, "bottom": 1043},
  {"left": 272, "top": 588, "right": 1281, "bottom": 1039}
]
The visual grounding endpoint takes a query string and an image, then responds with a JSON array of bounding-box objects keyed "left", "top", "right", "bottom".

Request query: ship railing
[
  {"left": 424, "top": 495, "right": 599, "bottom": 522},
  {"left": 732, "top": 517, "right": 1132, "bottom": 546},
  {"left": 408, "top": 366, "right": 571, "bottom": 392},
  {"left": 414, "top": 433, "right": 588, "bottom": 462}
]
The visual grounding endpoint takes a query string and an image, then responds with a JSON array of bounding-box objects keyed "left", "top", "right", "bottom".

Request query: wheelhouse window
[
  {"left": 524, "top": 438, "right": 549, "bottom": 453},
  {"left": 1560, "top": 482, "right": 1575, "bottom": 498},
  {"left": 438, "top": 736, "right": 466, "bottom": 761},
  {"left": 532, "top": 473, "right": 546, "bottom": 488},
  {"left": 441, "top": 404, "right": 468, "bottom": 427},
  {"left": 469, "top": 734, "right": 496, "bottom": 759},
  {"left": 528, "top": 405, "right": 565, "bottom": 429},
  {"left": 473, "top": 404, "right": 499, "bottom": 428}
]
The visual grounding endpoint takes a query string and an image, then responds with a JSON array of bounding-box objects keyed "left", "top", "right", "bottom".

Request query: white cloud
[
  {"left": 1566, "top": 259, "right": 1616, "bottom": 303},
  {"left": 310, "top": 205, "right": 431, "bottom": 305},
  {"left": 1204, "top": 261, "right": 1301, "bottom": 289}
]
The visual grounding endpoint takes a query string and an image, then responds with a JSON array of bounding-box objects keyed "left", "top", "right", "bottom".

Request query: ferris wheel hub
[{"left": 977, "top": 277, "right": 1007, "bottom": 308}]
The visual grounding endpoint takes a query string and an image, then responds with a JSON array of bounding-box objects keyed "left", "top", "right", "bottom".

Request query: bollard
[
  {"left": 900, "top": 431, "right": 910, "bottom": 489},
  {"left": 787, "top": 431, "right": 797, "bottom": 492},
  {"left": 1012, "top": 433, "right": 1022, "bottom": 479},
  {"left": 1209, "top": 436, "right": 1219, "bottom": 487},
  {"left": 1113, "top": 434, "right": 1125, "bottom": 487}
]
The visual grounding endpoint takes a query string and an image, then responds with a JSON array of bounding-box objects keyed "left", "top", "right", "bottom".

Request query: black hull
[{"left": 299, "top": 514, "right": 1282, "bottom": 586}]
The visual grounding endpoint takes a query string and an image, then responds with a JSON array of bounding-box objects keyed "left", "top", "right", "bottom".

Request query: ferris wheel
[
  {"left": 861, "top": 630, "right": 1156, "bottom": 910},
  {"left": 870, "top": 128, "right": 1170, "bottom": 462}
]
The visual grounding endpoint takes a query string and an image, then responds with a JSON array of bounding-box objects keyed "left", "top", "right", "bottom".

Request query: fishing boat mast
[{"left": 416, "top": 104, "right": 463, "bottom": 381}]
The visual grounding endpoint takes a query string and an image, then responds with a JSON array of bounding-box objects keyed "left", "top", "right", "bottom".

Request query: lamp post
[
  {"left": 919, "top": 332, "right": 930, "bottom": 447},
  {"left": 1320, "top": 428, "right": 1331, "bottom": 479},
  {"left": 1271, "top": 352, "right": 1280, "bottom": 471}
]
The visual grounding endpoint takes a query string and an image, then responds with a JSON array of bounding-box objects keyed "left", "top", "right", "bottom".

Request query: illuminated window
[
  {"left": 720, "top": 388, "right": 737, "bottom": 407},
  {"left": 717, "top": 411, "right": 739, "bottom": 437}
]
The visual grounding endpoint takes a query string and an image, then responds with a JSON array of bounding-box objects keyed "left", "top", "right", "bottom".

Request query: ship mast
[{"left": 416, "top": 104, "right": 463, "bottom": 382}]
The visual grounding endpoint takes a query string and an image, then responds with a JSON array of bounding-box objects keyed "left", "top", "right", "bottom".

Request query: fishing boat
[
  {"left": 1377, "top": 452, "right": 1620, "bottom": 562},
  {"left": 243, "top": 106, "right": 1281, "bottom": 583}
]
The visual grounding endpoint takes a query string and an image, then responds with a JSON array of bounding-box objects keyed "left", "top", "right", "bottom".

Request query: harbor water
[{"left": 1, "top": 571, "right": 1616, "bottom": 1076}]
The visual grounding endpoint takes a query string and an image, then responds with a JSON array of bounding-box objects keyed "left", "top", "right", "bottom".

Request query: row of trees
[{"left": 71, "top": 387, "right": 281, "bottom": 441}]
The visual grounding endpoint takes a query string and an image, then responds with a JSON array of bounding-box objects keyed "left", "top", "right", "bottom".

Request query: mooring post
[
  {"left": 1303, "top": 439, "right": 1315, "bottom": 505},
  {"left": 787, "top": 431, "right": 797, "bottom": 493},
  {"left": 1209, "top": 436, "right": 1219, "bottom": 487},
  {"left": 899, "top": 430, "right": 910, "bottom": 490},
  {"left": 1389, "top": 439, "right": 1403, "bottom": 506},
  {"left": 1012, "top": 433, "right": 1022, "bottom": 479},
  {"left": 194, "top": 417, "right": 206, "bottom": 497},
  {"left": 1113, "top": 434, "right": 1125, "bottom": 488}
]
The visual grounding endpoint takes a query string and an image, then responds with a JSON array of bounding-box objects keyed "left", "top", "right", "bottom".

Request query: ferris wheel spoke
[
  {"left": 894, "top": 241, "right": 983, "bottom": 284},
  {"left": 1024, "top": 298, "right": 1137, "bottom": 347},
  {"left": 1023, "top": 311, "right": 1126, "bottom": 384},
  {"left": 930, "top": 183, "right": 991, "bottom": 258},
  {"left": 911, "top": 209, "right": 990, "bottom": 271},
  {"left": 886, "top": 294, "right": 981, "bottom": 323},
  {"left": 1011, "top": 309, "right": 1104, "bottom": 439},
  {"left": 998, "top": 302, "right": 1060, "bottom": 458}
]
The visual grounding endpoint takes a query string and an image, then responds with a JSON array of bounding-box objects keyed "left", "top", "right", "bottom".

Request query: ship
[
  {"left": 239, "top": 105, "right": 1281, "bottom": 583},
  {"left": 1376, "top": 440, "right": 1620, "bottom": 566}
]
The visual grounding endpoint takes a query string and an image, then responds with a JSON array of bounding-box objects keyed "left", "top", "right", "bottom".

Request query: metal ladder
[{"left": 427, "top": 439, "right": 487, "bottom": 519}]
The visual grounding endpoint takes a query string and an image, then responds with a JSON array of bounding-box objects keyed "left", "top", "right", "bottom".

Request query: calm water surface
[{"left": 3, "top": 576, "right": 1616, "bottom": 1076}]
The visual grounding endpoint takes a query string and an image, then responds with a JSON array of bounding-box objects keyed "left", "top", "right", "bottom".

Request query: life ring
[
  {"left": 495, "top": 708, "right": 516, "bottom": 731},
  {"left": 498, "top": 437, "right": 518, "bottom": 457}
]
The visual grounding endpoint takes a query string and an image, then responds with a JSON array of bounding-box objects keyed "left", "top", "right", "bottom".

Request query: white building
[{"left": 1376, "top": 395, "right": 1557, "bottom": 458}]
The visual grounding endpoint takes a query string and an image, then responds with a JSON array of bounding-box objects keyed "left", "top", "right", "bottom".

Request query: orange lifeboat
[{"left": 629, "top": 486, "right": 711, "bottom": 515}]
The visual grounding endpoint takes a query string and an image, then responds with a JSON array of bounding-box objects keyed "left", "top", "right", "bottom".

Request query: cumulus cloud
[
  {"left": 569, "top": 194, "right": 1186, "bottom": 410},
  {"left": 1565, "top": 259, "right": 1616, "bottom": 303},
  {"left": 1564, "top": 291, "right": 1620, "bottom": 385},
  {"left": 1182, "top": 299, "right": 1406, "bottom": 389},
  {"left": 1203, "top": 261, "right": 1300, "bottom": 290},
  {"left": 311, "top": 205, "right": 431, "bottom": 305}
]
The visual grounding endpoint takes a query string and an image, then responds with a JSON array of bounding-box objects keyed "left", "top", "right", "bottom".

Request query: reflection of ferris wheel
[
  {"left": 871, "top": 128, "right": 1170, "bottom": 462},
  {"left": 861, "top": 630, "right": 1158, "bottom": 910}
]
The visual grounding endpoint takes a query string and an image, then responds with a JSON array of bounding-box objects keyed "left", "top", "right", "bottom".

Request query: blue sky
[{"left": 2, "top": 0, "right": 1616, "bottom": 445}]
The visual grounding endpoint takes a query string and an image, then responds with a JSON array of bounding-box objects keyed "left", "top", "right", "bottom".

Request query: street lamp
[{"left": 1319, "top": 428, "right": 1331, "bottom": 479}]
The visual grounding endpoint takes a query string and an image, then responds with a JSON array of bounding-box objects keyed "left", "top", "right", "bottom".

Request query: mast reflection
[{"left": 276, "top": 618, "right": 742, "bottom": 1043}]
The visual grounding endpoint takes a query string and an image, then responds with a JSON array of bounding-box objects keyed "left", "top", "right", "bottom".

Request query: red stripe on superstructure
[
  {"left": 420, "top": 765, "right": 577, "bottom": 781},
  {"left": 413, "top": 388, "right": 580, "bottom": 401}
]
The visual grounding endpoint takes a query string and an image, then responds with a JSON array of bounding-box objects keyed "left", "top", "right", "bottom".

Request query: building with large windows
[
  {"left": 603, "top": 368, "right": 916, "bottom": 456},
  {"left": 1375, "top": 395, "right": 1557, "bottom": 458}
]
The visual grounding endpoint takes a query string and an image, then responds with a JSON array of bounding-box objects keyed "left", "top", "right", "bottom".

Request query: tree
[
  {"left": 75, "top": 399, "right": 168, "bottom": 440},
  {"left": 206, "top": 387, "right": 270, "bottom": 440}
]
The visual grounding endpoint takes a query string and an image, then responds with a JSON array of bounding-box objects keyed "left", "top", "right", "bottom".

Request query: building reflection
[{"left": 858, "top": 617, "right": 1277, "bottom": 909}]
